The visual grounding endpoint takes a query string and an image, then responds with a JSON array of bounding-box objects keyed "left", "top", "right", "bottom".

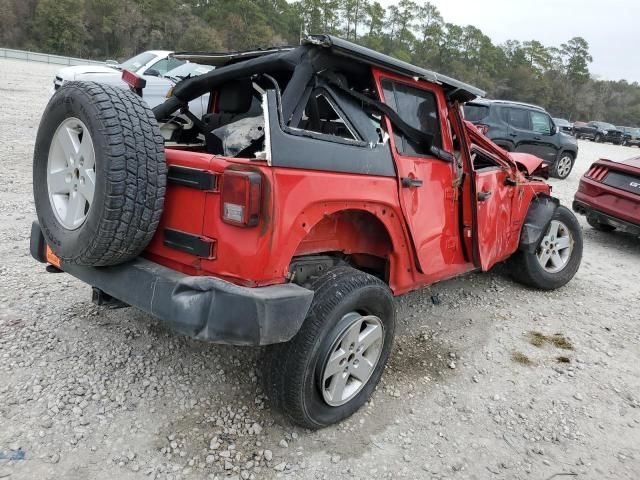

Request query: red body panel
[
  {"left": 144, "top": 67, "right": 551, "bottom": 295},
  {"left": 510, "top": 152, "right": 545, "bottom": 175},
  {"left": 575, "top": 159, "right": 640, "bottom": 226},
  {"left": 374, "top": 69, "right": 471, "bottom": 280}
]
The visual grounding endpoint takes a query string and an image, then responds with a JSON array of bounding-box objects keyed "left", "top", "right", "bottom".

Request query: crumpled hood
[
  {"left": 508, "top": 152, "right": 544, "bottom": 175},
  {"left": 465, "top": 121, "right": 545, "bottom": 175},
  {"left": 55, "top": 64, "right": 117, "bottom": 80}
]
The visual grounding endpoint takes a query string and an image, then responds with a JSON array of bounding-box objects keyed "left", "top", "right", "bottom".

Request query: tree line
[{"left": 2, "top": 0, "right": 639, "bottom": 126}]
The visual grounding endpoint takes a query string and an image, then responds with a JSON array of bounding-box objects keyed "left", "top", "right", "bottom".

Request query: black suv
[
  {"left": 617, "top": 126, "right": 640, "bottom": 147},
  {"left": 553, "top": 117, "right": 573, "bottom": 135},
  {"left": 574, "top": 121, "right": 623, "bottom": 144},
  {"left": 464, "top": 99, "right": 578, "bottom": 179}
]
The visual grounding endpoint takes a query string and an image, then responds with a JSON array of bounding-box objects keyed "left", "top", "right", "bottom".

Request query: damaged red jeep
[{"left": 30, "top": 35, "right": 583, "bottom": 428}]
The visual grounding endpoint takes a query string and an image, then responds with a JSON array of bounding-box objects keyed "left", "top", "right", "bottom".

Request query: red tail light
[
  {"left": 586, "top": 164, "right": 608, "bottom": 181},
  {"left": 122, "top": 70, "right": 146, "bottom": 90},
  {"left": 221, "top": 170, "right": 262, "bottom": 227},
  {"left": 475, "top": 124, "right": 489, "bottom": 135}
]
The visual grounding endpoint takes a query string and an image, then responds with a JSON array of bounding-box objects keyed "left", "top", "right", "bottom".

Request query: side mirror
[
  {"left": 144, "top": 68, "right": 161, "bottom": 77},
  {"left": 550, "top": 124, "right": 558, "bottom": 135}
]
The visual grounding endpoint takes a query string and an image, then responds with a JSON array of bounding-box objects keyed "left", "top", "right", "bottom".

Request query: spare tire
[{"left": 33, "top": 81, "right": 166, "bottom": 266}]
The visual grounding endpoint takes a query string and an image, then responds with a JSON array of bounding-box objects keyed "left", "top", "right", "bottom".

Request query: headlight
[{"left": 602, "top": 130, "right": 608, "bottom": 134}]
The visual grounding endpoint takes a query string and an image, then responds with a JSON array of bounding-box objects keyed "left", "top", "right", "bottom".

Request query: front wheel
[
  {"left": 552, "top": 153, "right": 574, "bottom": 179},
  {"left": 594, "top": 133, "right": 602, "bottom": 143},
  {"left": 509, "top": 206, "right": 583, "bottom": 290},
  {"left": 263, "top": 267, "right": 396, "bottom": 429}
]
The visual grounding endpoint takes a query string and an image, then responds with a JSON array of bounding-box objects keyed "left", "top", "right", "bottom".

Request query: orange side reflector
[{"left": 46, "top": 245, "right": 61, "bottom": 268}]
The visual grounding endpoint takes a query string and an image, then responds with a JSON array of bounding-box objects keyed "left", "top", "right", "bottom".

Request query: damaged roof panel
[{"left": 303, "top": 34, "right": 485, "bottom": 101}]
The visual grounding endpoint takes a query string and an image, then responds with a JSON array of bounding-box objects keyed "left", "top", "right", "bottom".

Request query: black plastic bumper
[
  {"left": 573, "top": 201, "right": 640, "bottom": 236},
  {"left": 30, "top": 222, "right": 314, "bottom": 345}
]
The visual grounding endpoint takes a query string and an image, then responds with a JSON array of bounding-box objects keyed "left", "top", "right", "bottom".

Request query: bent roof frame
[{"left": 304, "top": 34, "right": 485, "bottom": 102}]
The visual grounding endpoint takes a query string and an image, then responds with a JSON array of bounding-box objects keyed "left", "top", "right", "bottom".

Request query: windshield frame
[{"left": 119, "top": 52, "right": 157, "bottom": 72}]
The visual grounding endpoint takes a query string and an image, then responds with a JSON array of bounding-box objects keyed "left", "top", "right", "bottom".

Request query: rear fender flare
[
  {"left": 283, "top": 205, "right": 409, "bottom": 290},
  {"left": 518, "top": 194, "right": 560, "bottom": 254}
]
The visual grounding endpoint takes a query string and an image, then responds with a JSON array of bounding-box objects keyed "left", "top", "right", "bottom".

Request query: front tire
[
  {"left": 509, "top": 206, "right": 583, "bottom": 290},
  {"left": 594, "top": 133, "right": 602, "bottom": 143},
  {"left": 552, "top": 153, "right": 574, "bottom": 179},
  {"left": 263, "top": 267, "right": 396, "bottom": 429}
]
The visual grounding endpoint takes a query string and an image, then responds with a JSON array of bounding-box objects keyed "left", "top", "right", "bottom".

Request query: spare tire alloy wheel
[
  {"left": 536, "top": 220, "right": 573, "bottom": 273},
  {"left": 33, "top": 82, "right": 166, "bottom": 266},
  {"left": 47, "top": 118, "right": 95, "bottom": 229}
]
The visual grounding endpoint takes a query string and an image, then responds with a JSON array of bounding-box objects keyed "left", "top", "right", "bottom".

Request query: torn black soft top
[
  {"left": 152, "top": 34, "right": 485, "bottom": 121},
  {"left": 153, "top": 48, "right": 307, "bottom": 121},
  {"left": 304, "top": 34, "right": 485, "bottom": 102}
]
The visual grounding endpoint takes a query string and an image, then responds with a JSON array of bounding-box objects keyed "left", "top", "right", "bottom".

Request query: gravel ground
[{"left": 1, "top": 58, "right": 639, "bottom": 480}]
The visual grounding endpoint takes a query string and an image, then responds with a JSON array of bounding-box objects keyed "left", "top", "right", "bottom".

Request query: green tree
[
  {"left": 560, "top": 37, "right": 592, "bottom": 83},
  {"left": 33, "top": 0, "right": 87, "bottom": 56},
  {"left": 178, "top": 24, "right": 222, "bottom": 51},
  {"left": 3, "top": 0, "right": 639, "bottom": 126}
]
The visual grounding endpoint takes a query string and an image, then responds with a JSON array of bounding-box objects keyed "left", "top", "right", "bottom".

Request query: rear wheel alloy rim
[
  {"left": 536, "top": 220, "right": 573, "bottom": 273},
  {"left": 557, "top": 156, "right": 572, "bottom": 177},
  {"left": 47, "top": 117, "right": 96, "bottom": 230},
  {"left": 320, "top": 312, "right": 384, "bottom": 407}
]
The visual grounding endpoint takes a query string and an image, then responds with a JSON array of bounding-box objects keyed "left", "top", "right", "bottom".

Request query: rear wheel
[
  {"left": 263, "top": 266, "right": 395, "bottom": 429},
  {"left": 586, "top": 214, "right": 616, "bottom": 232},
  {"left": 509, "top": 206, "right": 582, "bottom": 290},
  {"left": 552, "top": 153, "right": 574, "bottom": 179}
]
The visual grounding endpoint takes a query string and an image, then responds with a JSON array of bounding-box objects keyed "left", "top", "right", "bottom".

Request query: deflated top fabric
[{"left": 153, "top": 47, "right": 309, "bottom": 121}]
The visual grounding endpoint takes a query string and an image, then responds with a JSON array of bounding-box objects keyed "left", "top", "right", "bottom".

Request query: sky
[{"left": 378, "top": 0, "right": 640, "bottom": 83}]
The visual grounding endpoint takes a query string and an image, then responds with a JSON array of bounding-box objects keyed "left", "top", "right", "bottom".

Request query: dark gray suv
[{"left": 464, "top": 99, "right": 579, "bottom": 179}]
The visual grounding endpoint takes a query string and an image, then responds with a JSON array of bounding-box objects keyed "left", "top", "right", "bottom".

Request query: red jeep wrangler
[{"left": 30, "top": 35, "right": 583, "bottom": 428}]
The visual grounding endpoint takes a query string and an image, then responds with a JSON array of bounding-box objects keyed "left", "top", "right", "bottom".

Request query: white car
[
  {"left": 138, "top": 62, "right": 214, "bottom": 116},
  {"left": 52, "top": 50, "right": 182, "bottom": 92},
  {"left": 132, "top": 62, "right": 215, "bottom": 141}
]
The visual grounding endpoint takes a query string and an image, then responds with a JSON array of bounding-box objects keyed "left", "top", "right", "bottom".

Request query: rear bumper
[
  {"left": 574, "top": 177, "right": 640, "bottom": 226},
  {"left": 573, "top": 200, "right": 640, "bottom": 235},
  {"left": 30, "top": 222, "right": 313, "bottom": 345}
]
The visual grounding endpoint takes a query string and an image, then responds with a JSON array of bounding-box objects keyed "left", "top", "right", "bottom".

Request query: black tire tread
[
  {"left": 509, "top": 205, "right": 582, "bottom": 290},
  {"left": 552, "top": 151, "right": 574, "bottom": 179},
  {"left": 263, "top": 266, "right": 394, "bottom": 429}
]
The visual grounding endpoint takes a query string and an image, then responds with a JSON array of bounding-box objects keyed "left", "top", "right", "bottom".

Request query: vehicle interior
[
  {"left": 152, "top": 38, "right": 477, "bottom": 167},
  {"left": 154, "top": 46, "right": 387, "bottom": 160}
]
